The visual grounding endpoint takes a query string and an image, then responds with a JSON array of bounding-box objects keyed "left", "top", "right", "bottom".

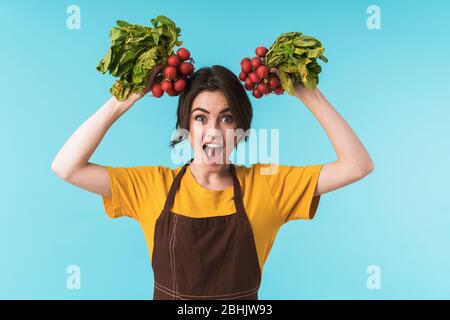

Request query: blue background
[{"left": 1, "top": 0, "right": 449, "bottom": 299}]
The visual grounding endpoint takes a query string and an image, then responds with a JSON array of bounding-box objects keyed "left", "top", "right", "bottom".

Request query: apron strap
[
  {"left": 162, "top": 159, "right": 190, "bottom": 213},
  {"left": 230, "top": 163, "right": 245, "bottom": 215},
  {"left": 162, "top": 158, "right": 245, "bottom": 215}
]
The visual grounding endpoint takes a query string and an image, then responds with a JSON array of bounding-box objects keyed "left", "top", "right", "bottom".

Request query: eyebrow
[{"left": 191, "top": 107, "right": 231, "bottom": 114}]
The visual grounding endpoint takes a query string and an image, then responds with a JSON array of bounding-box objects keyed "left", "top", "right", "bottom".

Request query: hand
[
  {"left": 124, "top": 64, "right": 164, "bottom": 105},
  {"left": 269, "top": 67, "right": 320, "bottom": 103}
]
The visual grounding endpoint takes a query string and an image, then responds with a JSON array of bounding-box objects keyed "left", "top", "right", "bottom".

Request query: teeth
[{"left": 205, "top": 143, "right": 222, "bottom": 148}]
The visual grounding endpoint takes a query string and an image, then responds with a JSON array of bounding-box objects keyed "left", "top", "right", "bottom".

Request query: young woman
[{"left": 51, "top": 65, "right": 374, "bottom": 300}]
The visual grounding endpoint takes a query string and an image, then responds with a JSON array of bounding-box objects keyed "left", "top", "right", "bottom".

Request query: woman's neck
[{"left": 188, "top": 162, "right": 233, "bottom": 190}]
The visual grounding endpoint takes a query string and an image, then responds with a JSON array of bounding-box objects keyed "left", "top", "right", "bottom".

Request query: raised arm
[
  {"left": 295, "top": 85, "right": 375, "bottom": 196},
  {"left": 51, "top": 65, "right": 163, "bottom": 197}
]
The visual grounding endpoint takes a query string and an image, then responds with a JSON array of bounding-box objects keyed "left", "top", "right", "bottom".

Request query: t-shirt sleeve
[
  {"left": 102, "top": 165, "right": 161, "bottom": 221},
  {"left": 259, "top": 163, "right": 324, "bottom": 224}
]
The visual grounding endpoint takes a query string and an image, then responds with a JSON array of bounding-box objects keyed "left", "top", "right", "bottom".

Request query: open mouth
[{"left": 202, "top": 142, "right": 224, "bottom": 164}]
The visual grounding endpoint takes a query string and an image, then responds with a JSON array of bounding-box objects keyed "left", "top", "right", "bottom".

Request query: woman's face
[{"left": 188, "top": 90, "right": 239, "bottom": 167}]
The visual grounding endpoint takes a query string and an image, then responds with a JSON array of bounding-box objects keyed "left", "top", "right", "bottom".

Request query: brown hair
[{"left": 169, "top": 65, "right": 253, "bottom": 148}]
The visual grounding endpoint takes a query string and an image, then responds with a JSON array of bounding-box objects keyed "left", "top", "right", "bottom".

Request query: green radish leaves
[
  {"left": 97, "top": 15, "right": 183, "bottom": 101},
  {"left": 266, "top": 32, "right": 328, "bottom": 95}
]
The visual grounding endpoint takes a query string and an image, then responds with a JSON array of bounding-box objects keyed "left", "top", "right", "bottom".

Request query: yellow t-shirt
[{"left": 102, "top": 162, "right": 323, "bottom": 276}]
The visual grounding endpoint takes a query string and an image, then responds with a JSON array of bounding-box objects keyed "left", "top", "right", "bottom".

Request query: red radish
[
  {"left": 250, "top": 57, "right": 262, "bottom": 69},
  {"left": 245, "top": 77, "right": 254, "bottom": 87},
  {"left": 238, "top": 46, "right": 284, "bottom": 98},
  {"left": 168, "top": 55, "right": 181, "bottom": 67},
  {"left": 166, "top": 88, "right": 178, "bottom": 96},
  {"left": 241, "top": 61, "right": 252, "bottom": 74},
  {"left": 150, "top": 47, "right": 196, "bottom": 98},
  {"left": 177, "top": 48, "right": 190, "bottom": 61},
  {"left": 161, "top": 80, "right": 173, "bottom": 92},
  {"left": 252, "top": 88, "right": 263, "bottom": 98},
  {"left": 244, "top": 82, "right": 255, "bottom": 90},
  {"left": 265, "top": 85, "right": 274, "bottom": 94},
  {"left": 174, "top": 78, "right": 186, "bottom": 92},
  {"left": 255, "top": 65, "right": 269, "bottom": 79},
  {"left": 179, "top": 62, "right": 194, "bottom": 75},
  {"left": 164, "top": 66, "right": 177, "bottom": 80},
  {"left": 179, "top": 75, "right": 189, "bottom": 83},
  {"left": 274, "top": 86, "right": 284, "bottom": 95},
  {"left": 151, "top": 83, "right": 164, "bottom": 98},
  {"left": 241, "top": 57, "right": 251, "bottom": 65},
  {"left": 248, "top": 72, "right": 260, "bottom": 84},
  {"left": 268, "top": 76, "right": 280, "bottom": 88},
  {"left": 257, "top": 83, "right": 269, "bottom": 94},
  {"left": 255, "top": 46, "right": 268, "bottom": 58}
]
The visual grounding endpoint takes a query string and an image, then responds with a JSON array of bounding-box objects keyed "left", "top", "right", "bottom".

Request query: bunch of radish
[
  {"left": 151, "top": 48, "right": 195, "bottom": 98},
  {"left": 239, "top": 46, "right": 284, "bottom": 98}
]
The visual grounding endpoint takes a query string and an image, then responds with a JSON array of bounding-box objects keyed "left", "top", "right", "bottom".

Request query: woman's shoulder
[
  {"left": 235, "top": 162, "right": 279, "bottom": 173},
  {"left": 233, "top": 162, "right": 282, "bottom": 181},
  {"left": 108, "top": 164, "right": 180, "bottom": 181}
]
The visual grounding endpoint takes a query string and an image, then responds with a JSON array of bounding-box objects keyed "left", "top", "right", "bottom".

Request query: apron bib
[{"left": 151, "top": 158, "right": 262, "bottom": 300}]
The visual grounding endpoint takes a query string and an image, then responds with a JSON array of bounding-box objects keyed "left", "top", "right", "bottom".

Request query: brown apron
[{"left": 151, "top": 158, "right": 262, "bottom": 300}]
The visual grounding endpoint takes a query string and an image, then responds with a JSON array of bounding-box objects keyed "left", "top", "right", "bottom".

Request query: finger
[
  {"left": 269, "top": 68, "right": 279, "bottom": 75},
  {"left": 152, "top": 64, "right": 163, "bottom": 76},
  {"left": 143, "top": 65, "right": 163, "bottom": 95},
  {"left": 149, "top": 65, "right": 163, "bottom": 84},
  {"left": 147, "top": 66, "right": 162, "bottom": 84}
]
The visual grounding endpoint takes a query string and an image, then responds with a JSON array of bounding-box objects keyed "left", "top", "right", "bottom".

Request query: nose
[
  {"left": 203, "top": 127, "right": 222, "bottom": 142},
  {"left": 203, "top": 119, "right": 221, "bottom": 137}
]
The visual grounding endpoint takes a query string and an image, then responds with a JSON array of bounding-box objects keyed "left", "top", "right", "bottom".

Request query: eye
[
  {"left": 194, "top": 115, "right": 206, "bottom": 122},
  {"left": 221, "top": 114, "right": 233, "bottom": 123}
]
